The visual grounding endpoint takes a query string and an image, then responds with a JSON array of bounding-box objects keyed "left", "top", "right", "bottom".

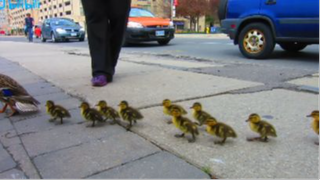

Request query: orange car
[{"left": 125, "top": 7, "right": 175, "bottom": 45}]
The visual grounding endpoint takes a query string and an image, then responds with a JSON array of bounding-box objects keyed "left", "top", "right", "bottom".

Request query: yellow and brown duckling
[
  {"left": 95, "top": 100, "right": 120, "bottom": 125},
  {"left": 162, "top": 99, "right": 187, "bottom": 124},
  {"left": 246, "top": 113, "right": 277, "bottom": 142},
  {"left": 45, "top": 100, "right": 71, "bottom": 124},
  {"left": 79, "top": 102, "right": 104, "bottom": 127},
  {"left": 118, "top": 101, "right": 143, "bottom": 130},
  {"left": 205, "top": 118, "right": 237, "bottom": 145},
  {"left": 191, "top": 102, "right": 217, "bottom": 126},
  {"left": 0, "top": 73, "right": 40, "bottom": 117},
  {"left": 307, "top": 110, "right": 319, "bottom": 145},
  {"left": 171, "top": 107, "right": 199, "bottom": 143}
]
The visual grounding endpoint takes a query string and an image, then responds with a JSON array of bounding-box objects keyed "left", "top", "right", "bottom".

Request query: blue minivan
[{"left": 219, "top": 0, "right": 319, "bottom": 59}]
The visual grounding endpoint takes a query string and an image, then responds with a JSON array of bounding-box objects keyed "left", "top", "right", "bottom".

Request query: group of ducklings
[
  {"left": 45, "top": 100, "right": 143, "bottom": 130},
  {"left": 163, "top": 99, "right": 319, "bottom": 145}
]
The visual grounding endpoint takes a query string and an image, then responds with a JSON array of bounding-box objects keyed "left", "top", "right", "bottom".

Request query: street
[
  {"left": 0, "top": 35, "right": 319, "bottom": 71},
  {"left": 0, "top": 35, "right": 319, "bottom": 179}
]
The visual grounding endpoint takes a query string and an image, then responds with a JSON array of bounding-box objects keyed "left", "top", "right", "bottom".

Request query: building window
[
  {"left": 44, "top": 8, "right": 47, "bottom": 11},
  {"left": 45, "top": 15, "right": 48, "bottom": 19},
  {"left": 54, "top": 5, "right": 56, "bottom": 9},
  {"left": 54, "top": 14, "right": 57, "bottom": 17},
  {"left": 60, "top": 12, "right": 63, "bottom": 16},
  {"left": 65, "top": 1, "right": 71, "bottom": 6},
  {"left": 66, "top": 11, "right": 71, "bottom": 15},
  {"left": 59, "top": 4, "right": 62, "bottom": 7}
]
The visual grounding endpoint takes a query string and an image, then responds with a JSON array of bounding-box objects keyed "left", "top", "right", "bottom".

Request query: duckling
[
  {"left": 205, "top": 118, "right": 237, "bottom": 145},
  {"left": 171, "top": 107, "right": 199, "bottom": 143},
  {"left": 162, "top": 99, "right": 187, "bottom": 124},
  {"left": 79, "top": 102, "right": 104, "bottom": 127},
  {"left": 307, "top": 110, "right": 319, "bottom": 145},
  {"left": 45, "top": 100, "right": 71, "bottom": 124},
  {"left": 95, "top": 100, "right": 119, "bottom": 125},
  {"left": 118, "top": 101, "right": 143, "bottom": 130},
  {"left": 191, "top": 102, "right": 217, "bottom": 126},
  {"left": 246, "top": 113, "right": 277, "bottom": 142},
  {"left": 0, "top": 73, "right": 40, "bottom": 117}
]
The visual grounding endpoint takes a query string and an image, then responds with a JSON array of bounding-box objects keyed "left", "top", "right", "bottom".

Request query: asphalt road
[{"left": 0, "top": 35, "right": 319, "bottom": 71}]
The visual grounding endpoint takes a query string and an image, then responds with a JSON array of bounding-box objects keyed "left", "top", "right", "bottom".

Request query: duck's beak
[
  {"left": 245, "top": 119, "right": 249, "bottom": 122},
  {"left": 306, "top": 115, "right": 312, "bottom": 117},
  {"left": 78, "top": 105, "right": 82, "bottom": 108}
]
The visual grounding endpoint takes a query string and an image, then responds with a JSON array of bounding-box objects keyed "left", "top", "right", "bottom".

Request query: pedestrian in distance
[
  {"left": 24, "top": 13, "right": 34, "bottom": 42},
  {"left": 81, "top": 0, "right": 131, "bottom": 87}
]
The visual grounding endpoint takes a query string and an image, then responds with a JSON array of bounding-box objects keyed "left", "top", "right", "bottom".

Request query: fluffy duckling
[
  {"left": 171, "top": 107, "right": 199, "bottom": 143},
  {"left": 118, "top": 101, "right": 143, "bottom": 130},
  {"left": 0, "top": 73, "right": 40, "bottom": 117},
  {"left": 95, "top": 100, "right": 119, "bottom": 125},
  {"left": 205, "top": 118, "right": 237, "bottom": 145},
  {"left": 162, "top": 99, "right": 187, "bottom": 124},
  {"left": 191, "top": 102, "right": 217, "bottom": 126},
  {"left": 79, "top": 102, "right": 104, "bottom": 127},
  {"left": 307, "top": 110, "right": 319, "bottom": 145},
  {"left": 246, "top": 113, "right": 277, "bottom": 142},
  {"left": 45, "top": 100, "right": 71, "bottom": 124}
]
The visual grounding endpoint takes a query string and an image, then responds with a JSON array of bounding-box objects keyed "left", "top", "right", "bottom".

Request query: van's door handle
[{"left": 265, "top": 0, "right": 276, "bottom": 5}]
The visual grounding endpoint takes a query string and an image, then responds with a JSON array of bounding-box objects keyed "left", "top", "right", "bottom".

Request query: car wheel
[
  {"left": 158, "top": 39, "right": 170, "bottom": 45},
  {"left": 79, "top": 37, "right": 85, "bottom": 42},
  {"left": 238, "top": 23, "right": 275, "bottom": 59},
  {"left": 279, "top": 42, "right": 307, "bottom": 52},
  {"left": 41, "top": 34, "right": 46, "bottom": 42},
  {"left": 51, "top": 32, "right": 57, "bottom": 43}
]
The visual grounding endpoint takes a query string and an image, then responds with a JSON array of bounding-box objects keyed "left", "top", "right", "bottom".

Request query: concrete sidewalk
[{"left": 0, "top": 42, "right": 318, "bottom": 179}]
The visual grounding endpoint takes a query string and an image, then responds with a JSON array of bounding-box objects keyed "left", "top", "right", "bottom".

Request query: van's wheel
[
  {"left": 279, "top": 42, "right": 307, "bottom": 52},
  {"left": 41, "top": 34, "right": 46, "bottom": 42},
  {"left": 51, "top": 32, "right": 57, "bottom": 43},
  {"left": 158, "top": 39, "right": 170, "bottom": 45},
  {"left": 238, "top": 23, "right": 275, "bottom": 59}
]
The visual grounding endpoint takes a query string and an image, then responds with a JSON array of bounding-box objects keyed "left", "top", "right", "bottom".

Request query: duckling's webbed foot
[
  {"left": 246, "top": 137, "right": 261, "bottom": 142},
  {"left": 166, "top": 120, "right": 173, "bottom": 124},
  {"left": 126, "top": 124, "right": 132, "bottom": 131},
  {"left": 174, "top": 133, "right": 185, "bottom": 138},
  {"left": 48, "top": 118, "right": 55, "bottom": 122},
  {"left": 60, "top": 118, "right": 64, "bottom": 124},
  {"left": 260, "top": 137, "right": 268, "bottom": 142},
  {"left": 188, "top": 134, "right": 196, "bottom": 143},
  {"left": 214, "top": 138, "right": 226, "bottom": 145}
]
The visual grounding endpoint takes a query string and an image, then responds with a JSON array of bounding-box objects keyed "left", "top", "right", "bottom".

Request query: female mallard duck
[
  {"left": 45, "top": 100, "right": 71, "bottom": 124},
  {"left": 79, "top": 102, "right": 104, "bottom": 127},
  {"left": 95, "top": 100, "right": 119, "bottom": 124},
  {"left": 162, "top": 99, "right": 187, "bottom": 124},
  {"left": 205, "top": 118, "right": 237, "bottom": 145},
  {"left": 118, "top": 101, "right": 143, "bottom": 130},
  {"left": 191, "top": 102, "right": 216, "bottom": 126},
  {"left": 307, "top": 110, "right": 319, "bottom": 145},
  {"left": 171, "top": 107, "right": 199, "bottom": 143},
  {"left": 246, "top": 113, "right": 277, "bottom": 142},
  {"left": 0, "top": 73, "right": 39, "bottom": 116}
]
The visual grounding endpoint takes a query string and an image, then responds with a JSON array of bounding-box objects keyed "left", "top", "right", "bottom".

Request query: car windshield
[
  {"left": 52, "top": 19, "right": 75, "bottom": 26},
  {"left": 130, "top": 8, "right": 155, "bottom": 18}
]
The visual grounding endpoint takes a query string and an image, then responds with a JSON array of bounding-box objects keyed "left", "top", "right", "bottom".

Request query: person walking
[
  {"left": 24, "top": 13, "right": 34, "bottom": 42},
  {"left": 81, "top": 0, "right": 131, "bottom": 87}
]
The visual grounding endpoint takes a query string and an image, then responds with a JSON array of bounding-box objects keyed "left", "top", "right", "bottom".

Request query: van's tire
[
  {"left": 51, "top": 32, "right": 57, "bottom": 43},
  {"left": 238, "top": 23, "right": 275, "bottom": 59},
  {"left": 279, "top": 42, "right": 307, "bottom": 52},
  {"left": 41, "top": 34, "right": 46, "bottom": 42}
]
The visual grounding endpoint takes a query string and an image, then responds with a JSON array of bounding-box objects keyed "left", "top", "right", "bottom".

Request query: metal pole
[{"left": 170, "top": 0, "right": 173, "bottom": 21}]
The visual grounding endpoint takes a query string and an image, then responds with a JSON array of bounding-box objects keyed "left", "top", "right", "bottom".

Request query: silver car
[{"left": 41, "top": 18, "right": 85, "bottom": 42}]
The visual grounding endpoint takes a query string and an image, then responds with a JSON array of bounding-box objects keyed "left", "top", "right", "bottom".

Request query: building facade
[{"left": 37, "top": 0, "right": 85, "bottom": 27}]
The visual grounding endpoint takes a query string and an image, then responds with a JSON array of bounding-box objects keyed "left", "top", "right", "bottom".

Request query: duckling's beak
[
  {"left": 245, "top": 119, "right": 249, "bottom": 122},
  {"left": 306, "top": 115, "right": 312, "bottom": 117},
  {"left": 78, "top": 105, "right": 82, "bottom": 108}
]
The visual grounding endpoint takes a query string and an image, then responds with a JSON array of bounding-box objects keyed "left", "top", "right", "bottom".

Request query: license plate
[
  {"left": 71, "top": 33, "right": 77, "bottom": 36},
  {"left": 156, "top": 31, "right": 165, "bottom": 36}
]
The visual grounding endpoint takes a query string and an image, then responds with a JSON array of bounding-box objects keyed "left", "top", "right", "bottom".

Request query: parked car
[
  {"left": 41, "top": 18, "right": 85, "bottom": 42},
  {"left": 124, "top": 7, "right": 175, "bottom": 45},
  {"left": 219, "top": 0, "right": 319, "bottom": 59}
]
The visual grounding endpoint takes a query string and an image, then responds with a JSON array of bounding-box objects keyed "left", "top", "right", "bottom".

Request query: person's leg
[
  {"left": 107, "top": 0, "right": 131, "bottom": 74},
  {"left": 81, "top": 0, "right": 111, "bottom": 84},
  {"left": 29, "top": 28, "right": 33, "bottom": 42}
]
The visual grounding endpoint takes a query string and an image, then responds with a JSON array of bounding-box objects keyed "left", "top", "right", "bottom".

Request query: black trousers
[{"left": 81, "top": 0, "right": 131, "bottom": 78}]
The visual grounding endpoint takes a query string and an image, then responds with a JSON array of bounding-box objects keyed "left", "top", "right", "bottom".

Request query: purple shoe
[{"left": 91, "top": 75, "right": 107, "bottom": 87}]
